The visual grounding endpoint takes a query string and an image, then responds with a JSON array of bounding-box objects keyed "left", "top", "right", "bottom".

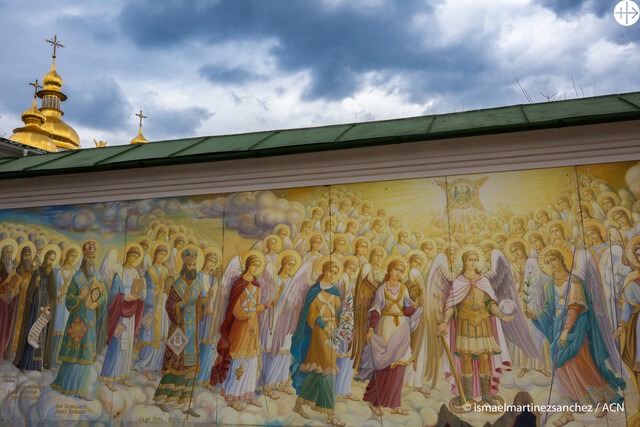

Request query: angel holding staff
[
  {"left": 210, "top": 250, "right": 276, "bottom": 411},
  {"left": 355, "top": 254, "right": 423, "bottom": 416},
  {"left": 290, "top": 257, "right": 345, "bottom": 426},
  {"left": 434, "top": 245, "right": 540, "bottom": 410}
]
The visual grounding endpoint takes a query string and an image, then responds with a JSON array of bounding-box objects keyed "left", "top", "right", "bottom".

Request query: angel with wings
[
  {"left": 526, "top": 247, "right": 625, "bottom": 426},
  {"left": 434, "top": 245, "right": 540, "bottom": 409},
  {"left": 209, "top": 250, "right": 275, "bottom": 411}
]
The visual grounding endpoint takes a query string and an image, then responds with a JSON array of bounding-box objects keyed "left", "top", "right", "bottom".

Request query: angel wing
[
  {"left": 547, "top": 204, "right": 562, "bottom": 221},
  {"left": 523, "top": 257, "right": 549, "bottom": 313},
  {"left": 99, "top": 248, "right": 120, "bottom": 291},
  {"left": 424, "top": 252, "right": 453, "bottom": 387},
  {"left": 619, "top": 188, "right": 636, "bottom": 210},
  {"left": 351, "top": 262, "right": 378, "bottom": 371},
  {"left": 407, "top": 267, "right": 428, "bottom": 371},
  {"left": 573, "top": 249, "right": 623, "bottom": 373},
  {"left": 257, "top": 262, "right": 277, "bottom": 350},
  {"left": 486, "top": 249, "right": 541, "bottom": 359},
  {"left": 210, "top": 255, "right": 242, "bottom": 347},
  {"left": 270, "top": 261, "right": 314, "bottom": 357},
  {"left": 383, "top": 235, "right": 396, "bottom": 253}
]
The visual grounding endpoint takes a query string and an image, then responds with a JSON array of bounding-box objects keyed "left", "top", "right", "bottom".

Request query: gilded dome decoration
[
  {"left": 8, "top": 79, "right": 57, "bottom": 152},
  {"left": 130, "top": 110, "right": 149, "bottom": 144},
  {"left": 36, "top": 35, "right": 80, "bottom": 151}
]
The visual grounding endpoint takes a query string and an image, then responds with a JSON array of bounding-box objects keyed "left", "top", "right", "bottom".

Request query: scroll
[{"left": 27, "top": 309, "right": 51, "bottom": 349}]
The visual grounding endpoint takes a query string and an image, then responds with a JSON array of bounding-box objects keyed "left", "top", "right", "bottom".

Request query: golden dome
[
  {"left": 39, "top": 111, "right": 80, "bottom": 150},
  {"left": 130, "top": 128, "right": 149, "bottom": 144},
  {"left": 42, "top": 62, "right": 64, "bottom": 94},
  {"left": 9, "top": 98, "right": 57, "bottom": 152}
]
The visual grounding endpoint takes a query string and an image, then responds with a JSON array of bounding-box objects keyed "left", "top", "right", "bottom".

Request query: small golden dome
[
  {"left": 9, "top": 98, "right": 57, "bottom": 152},
  {"left": 43, "top": 62, "right": 63, "bottom": 91},
  {"left": 130, "top": 128, "right": 149, "bottom": 144}
]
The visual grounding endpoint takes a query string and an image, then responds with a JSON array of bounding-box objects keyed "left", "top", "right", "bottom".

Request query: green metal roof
[{"left": 1, "top": 92, "right": 640, "bottom": 180}]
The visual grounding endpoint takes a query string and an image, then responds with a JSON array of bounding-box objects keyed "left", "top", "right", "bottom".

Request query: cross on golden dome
[
  {"left": 45, "top": 35, "right": 64, "bottom": 59},
  {"left": 29, "top": 79, "right": 42, "bottom": 97},
  {"left": 135, "top": 110, "right": 147, "bottom": 129}
]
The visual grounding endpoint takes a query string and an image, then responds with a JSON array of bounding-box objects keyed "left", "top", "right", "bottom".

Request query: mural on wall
[{"left": 0, "top": 160, "right": 640, "bottom": 426}]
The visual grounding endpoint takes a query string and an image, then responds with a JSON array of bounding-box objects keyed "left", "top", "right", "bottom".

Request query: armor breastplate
[{"left": 457, "top": 285, "right": 489, "bottom": 326}]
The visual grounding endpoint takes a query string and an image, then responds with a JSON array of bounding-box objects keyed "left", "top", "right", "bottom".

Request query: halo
[
  {"left": 479, "top": 239, "right": 499, "bottom": 250},
  {"left": 406, "top": 249, "right": 427, "bottom": 272},
  {"left": 241, "top": 249, "right": 266, "bottom": 275},
  {"left": 534, "top": 208, "right": 550, "bottom": 221},
  {"left": 277, "top": 249, "right": 302, "bottom": 272},
  {"left": 18, "top": 240, "right": 36, "bottom": 260},
  {"left": 491, "top": 232, "right": 508, "bottom": 243},
  {"left": 314, "top": 254, "right": 343, "bottom": 279},
  {"left": 419, "top": 238, "right": 437, "bottom": 255},
  {"left": 81, "top": 240, "right": 102, "bottom": 260},
  {"left": 0, "top": 238, "right": 18, "bottom": 260},
  {"left": 381, "top": 254, "right": 409, "bottom": 279},
  {"left": 597, "top": 191, "right": 620, "bottom": 208},
  {"left": 307, "top": 231, "right": 326, "bottom": 251},
  {"left": 524, "top": 231, "right": 546, "bottom": 246},
  {"left": 538, "top": 245, "right": 574, "bottom": 277},
  {"left": 61, "top": 243, "right": 82, "bottom": 267},
  {"left": 571, "top": 201, "right": 593, "bottom": 220},
  {"left": 263, "top": 234, "right": 283, "bottom": 253},
  {"left": 368, "top": 245, "right": 387, "bottom": 262},
  {"left": 504, "top": 237, "right": 530, "bottom": 261},
  {"left": 509, "top": 215, "right": 526, "bottom": 229},
  {"left": 453, "top": 244, "right": 485, "bottom": 274},
  {"left": 608, "top": 206, "right": 633, "bottom": 227},
  {"left": 150, "top": 240, "right": 170, "bottom": 260},
  {"left": 122, "top": 242, "right": 144, "bottom": 267},
  {"left": 341, "top": 255, "right": 359, "bottom": 276},
  {"left": 330, "top": 233, "right": 348, "bottom": 250},
  {"left": 203, "top": 246, "right": 222, "bottom": 268},
  {"left": 12, "top": 232, "right": 28, "bottom": 244},
  {"left": 175, "top": 244, "right": 205, "bottom": 273},
  {"left": 172, "top": 232, "right": 187, "bottom": 246},
  {"left": 625, "top": 236, "right": 640, "bottom": 270},
  {"left": 583, "top": 220, "right": 606, "bottom": 244},
  {"left": 395, "top": 228, "right": 411, "bottom": 242},
  {"left": 272, "top": 224, "right": 291, "bottom": 237},
  {"left": 547, "top": 220, "right": 569, "bottom": 239},
  {"left": 351, "top": 236, "right": 371, "bottom": 254},
  {"left": 42, "top": 244, "right": 62, "bottom": 266}
]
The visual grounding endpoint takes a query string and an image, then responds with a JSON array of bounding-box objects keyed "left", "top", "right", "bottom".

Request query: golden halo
[
  {"left": 12, "top": 232, "right": 28, "bottom": 244},
  {"left": 368, "top": 245, "right": 387, "bottom": 262},
  {"left": 263, "top": 234, "right": 283, "bottom": 253},
  {"left": 307, "top": 231, "right": 326, "bottom": 251},
  {"left": 341, "top": 255, "right": 360, "bottom": 279},
  {"left": 597, "top": 191, "right": 620, "bottom": 208},
  {"left": 175, "top": 244, "right": 205, "bottom": 273},
  {"left": 351, "top": 236, "right": 371, "bottom": 254},
  {"left": 453, "top": 244, "right": 485, "bottom": 274},
  {"left": 42, "top": 244, "right": 62, "bottom": 266},
  {"left": 203, "top": 246, "right": 222, "bottom": 268},
  {"left": 504, "top": 237, "right": 530, "bottom": 261},
  {"left": 0, "top": 238, "right": 18, "bottom": 261},
  {"left": 406, "top": 249, "right": 427, "bottom": 272},
  {"left": 61, "top": 244, "right": 82, "bottom": 267},
  {"left": 381, "top": 254, "right": 409, "bottom": 279},
  {"left": 122, "top": 242, "right": 144, "bottom": 267},
  {"left": 395, "top": 228, "right": 411, "bottom": 242},
  {"left": 272, "top": 224, "right": 291, "bottom": 237},
  {"left": 150, "top": 241, "right": 170, "bottom": 261},
  {"left": 479, "top": 239, "right": 499, "bottom": 250},
  {"left": 331, "top": 233, "right": 348, "bottom": 250},
  {"left": 608, "top": 206, "right": 633, "bottom": 227},
  {"left": 534, "top": 208, "right": 550, "bottom": 221},
  {"left": 538, "top": 245, "right": 574, "bottom": 277},
  {"left": 241, "top": 249, "right": 266, "bottom": 275},
  {"left": 547, "top": 220, "right": 569, "bottom": 239},
  {"left": 524, "top": 231, "right": 546, "bottom": 246},
  {"left": 314, "top": 254, "right": 343, "bottom": 279},
  {"left": 172, "top": 232, "right": 187, "bottom": 246},
  {"left": 18, "top": 240, "right": 36, "bottom": 260},
  {"left": 625, "top": 236, "right": 640, "bottom": 270},
  {"left": 277, "top": 249, "right": 302, "bottom": 272},
  {"left": 583, "top": 220, "right": 606, "bottom": 244},
  {"left": 492, "top": 232, "right": 508, "bottom": 244},
  {"left": 509, "top": 216, "right": 526, "bottom": 229},
  {"left": 419, "top": 238, "right": 437, "bottom": 255},
  {"left": 571, "top": 201, "right": 593, "bottom": 219}
]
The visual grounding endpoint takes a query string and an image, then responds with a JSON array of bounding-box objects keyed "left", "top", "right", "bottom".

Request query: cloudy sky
[{"left": 0, "top": 0, "right": 639, "bottom": 148}]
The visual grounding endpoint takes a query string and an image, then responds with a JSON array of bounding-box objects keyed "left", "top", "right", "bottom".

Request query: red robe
[
  {"left": 210, "top": 277, "right": 260, "bottom": 386},
  {"left": 105, "top": 293, "right": 144, "bottom": 345}
]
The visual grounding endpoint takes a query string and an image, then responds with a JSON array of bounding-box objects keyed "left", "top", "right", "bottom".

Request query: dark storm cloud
[
  {"left": 116, "top": 1, "right": 461, "bottom": 102},
  {"left": 199, "top": 64, "right": 264, "bottom": 85},
  {"left": 539, "top": 0, "right": 609, "bottom": 17},
  {"left": 141, "top": 105, "right": 214, "bottom": 140},
  {"left": 64, "top": 78, "right": 132, "bottom": 130}
]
